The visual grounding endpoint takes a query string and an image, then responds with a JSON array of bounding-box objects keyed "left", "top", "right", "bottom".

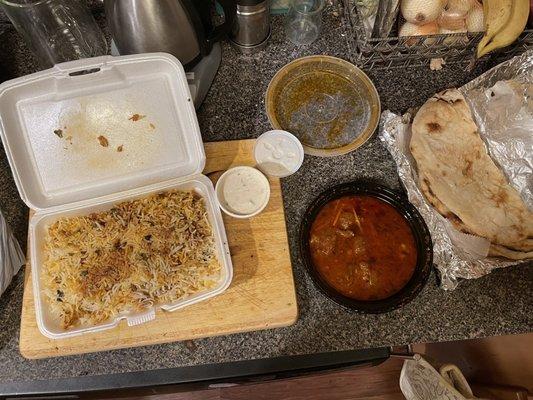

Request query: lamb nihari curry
[{"left": 309, "top": 196, "right": 417, "bottom": 301}]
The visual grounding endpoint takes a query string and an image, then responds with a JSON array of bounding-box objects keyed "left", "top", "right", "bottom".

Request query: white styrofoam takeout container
[{"left": 0, "top": 53, "right": 233, "bottom": 339}]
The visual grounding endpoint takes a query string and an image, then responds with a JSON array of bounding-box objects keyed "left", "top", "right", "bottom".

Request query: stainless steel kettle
[{"left": 105, "top": 0, "right": 236, "bottom": 68}]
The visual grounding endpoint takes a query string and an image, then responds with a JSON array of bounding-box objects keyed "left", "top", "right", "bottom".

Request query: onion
[
  {"left": 401, "top": 0, "right": 446, "bottom": 25},
  {"left": 445, "top": 0, "right": 472, "bottom": 17},
  {"left": 439, "top": 26, "right": 468, "bottom": 45},
  {"left": 438, "top": 9, "right": 467, "bottom": 31},
  {"left": 400, "top": 21, "right": 439, "bottom": 45},
  {"left": 400, "top": 21, "right": 440, "bottom": 36},
  {"left": 466, "top": 1, "right": 484, "bottom": 32},
  {"left": 439, "top": 27, "right": 467, "bottom": 34}
]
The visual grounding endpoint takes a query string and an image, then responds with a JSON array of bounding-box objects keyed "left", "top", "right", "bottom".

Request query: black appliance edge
[{"left": 1, "top": 347, "right": 390, "bottom": 397}]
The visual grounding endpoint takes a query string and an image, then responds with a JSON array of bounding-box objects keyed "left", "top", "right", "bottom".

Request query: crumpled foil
[
  {"left": 462, "top": 51, "right": 533, "bottom": 208},
  {"left": 379, "top": 51, "right": 532, "bottom": 290}
]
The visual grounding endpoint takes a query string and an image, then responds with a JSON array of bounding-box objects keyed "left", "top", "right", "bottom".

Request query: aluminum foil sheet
[
  {"left": 379, "top": 52, "right": 532, "bottom": 290},
  {"left": 461, "top": 51, "right": 533, "bottom": 208}
]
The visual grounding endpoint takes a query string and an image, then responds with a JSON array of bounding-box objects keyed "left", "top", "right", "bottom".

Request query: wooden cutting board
[{"left": 19, "top": 139, "right": 298, "bottom": 359}]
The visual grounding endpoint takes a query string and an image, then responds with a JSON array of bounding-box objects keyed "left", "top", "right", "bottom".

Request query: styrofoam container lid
[{"left": 0, "top": 53, "right": 205, "bottom": 211}]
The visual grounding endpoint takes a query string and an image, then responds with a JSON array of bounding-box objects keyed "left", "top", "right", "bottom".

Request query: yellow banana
[
  {"left": 477, "top": 0, "right": 530, "bottom": 58},
  {"left": 477, "top": 0, "right": 513, "bottom": 53}
]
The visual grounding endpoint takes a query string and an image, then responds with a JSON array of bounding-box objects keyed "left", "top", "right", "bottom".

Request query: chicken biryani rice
[{"left": 42, "top": 190, "right": 221, "bottom": 329}]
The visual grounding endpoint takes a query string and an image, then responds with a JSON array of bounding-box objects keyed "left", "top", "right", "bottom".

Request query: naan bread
[
  {"left": 410, "top": 89, "right": 533, "bottom": 258},
  {"left": 419, "top": 171, "right": 532, "bottom": 260},
  {"left": 489, "top": 244, "right": 533, "bottom": 260}
]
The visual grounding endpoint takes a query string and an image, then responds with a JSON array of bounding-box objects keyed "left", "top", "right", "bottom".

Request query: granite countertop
[{"left": 0, "top": 1, "right": 532, "bottom": 389}]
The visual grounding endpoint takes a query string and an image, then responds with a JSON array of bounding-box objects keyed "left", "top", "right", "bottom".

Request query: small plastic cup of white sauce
[
  {"left": 254, "top": 130, "right": 304, "bottom": 178},
  {"left": 215, "top": 166, "right": 271, "bottom": 219}
]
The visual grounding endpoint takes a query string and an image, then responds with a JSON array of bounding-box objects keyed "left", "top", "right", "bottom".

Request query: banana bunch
[{"left": 477, "top": 0, "right": 530, "bottom": 58}]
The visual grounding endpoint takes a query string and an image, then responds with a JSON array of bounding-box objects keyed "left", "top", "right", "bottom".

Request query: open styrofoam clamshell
[{"left": 0, "top": 53, "right": 233, "bottom": 339}]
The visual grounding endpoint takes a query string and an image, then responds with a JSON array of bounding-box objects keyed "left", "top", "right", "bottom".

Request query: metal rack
[{"left": 342, "top": 0, "right": 533, "bottom": 69}]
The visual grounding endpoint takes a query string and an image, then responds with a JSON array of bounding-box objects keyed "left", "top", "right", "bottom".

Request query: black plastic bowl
[{"left": 300, "top": 181, "right": 433, "bottom": 313}]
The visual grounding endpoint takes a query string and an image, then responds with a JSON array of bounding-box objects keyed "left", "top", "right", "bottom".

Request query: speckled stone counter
[{"left": 0, "top": 2, "right": 532, "bottom": 388}]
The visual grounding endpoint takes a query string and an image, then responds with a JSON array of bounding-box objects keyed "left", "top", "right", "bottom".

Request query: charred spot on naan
[
  {"left": 421, "top": 178, "right": 434, "bottom": 196},
  {"left": 443, "top": 211, "right": 463, "bottom": 226},
  {"left": 420, "top": 177, "right": 452, "bottom": 216},
  {"left": 436, "top": 90, "right": 464, "bottom": 104},
  {"left": 462, "top": 160, "right": 473, "bottom": 178},
  {"left": 445, "top": 98, "right": 463, "bottom": 105},
  {"left": 491, "top": 188, "right": 509, "bottom": 206},
  {"left": 426, "top": 122, "right": 441, "bottom": 133}
]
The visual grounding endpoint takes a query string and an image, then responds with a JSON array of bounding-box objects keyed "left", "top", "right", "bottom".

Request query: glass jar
[{"left": 0, "top": 0, "right": 107, "bottom": 68}]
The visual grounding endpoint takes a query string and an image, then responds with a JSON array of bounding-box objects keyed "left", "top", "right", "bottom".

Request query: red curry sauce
[{"left": 309, "top": 196, "right": 417, "bottom": 301}]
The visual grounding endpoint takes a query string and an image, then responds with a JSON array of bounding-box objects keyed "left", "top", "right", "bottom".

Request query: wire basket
[{"left": 342, "top": 0, "right": 533, "bottom": 70}]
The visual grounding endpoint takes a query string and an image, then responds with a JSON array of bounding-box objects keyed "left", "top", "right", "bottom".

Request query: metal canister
[{"left": 229, "top": 0, "right": 271, "bottom": 53}]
